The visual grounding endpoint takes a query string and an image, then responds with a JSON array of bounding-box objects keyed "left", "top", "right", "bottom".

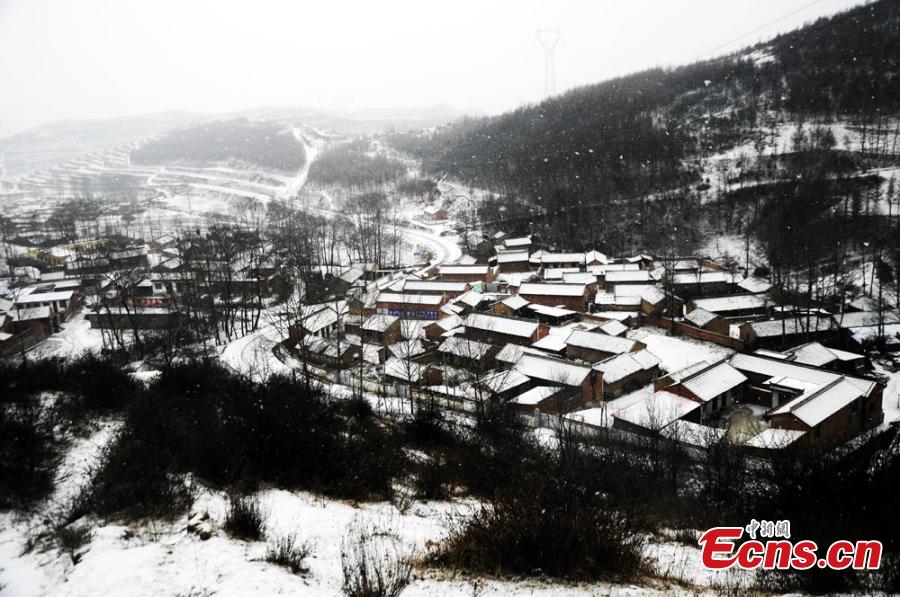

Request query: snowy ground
[
  {"left": 0, "top": 422, "right": 744, "bottom": 597},
  {"left": 26, "top": 313, "right": 106, "bottom": 359}
]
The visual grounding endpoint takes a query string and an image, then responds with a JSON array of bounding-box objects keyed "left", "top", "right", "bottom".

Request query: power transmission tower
[{"left": 537, "top": 29, "right": 560, "bottom": 97}]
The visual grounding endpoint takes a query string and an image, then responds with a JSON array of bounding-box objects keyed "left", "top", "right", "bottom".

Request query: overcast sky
[{"left": 0, "top": 0, "right": 866, "bottom": 137}]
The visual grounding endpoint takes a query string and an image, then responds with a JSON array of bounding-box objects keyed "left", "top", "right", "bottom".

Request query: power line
[{"left": 696, "top": 0, "right": 828, "bottom": 59}]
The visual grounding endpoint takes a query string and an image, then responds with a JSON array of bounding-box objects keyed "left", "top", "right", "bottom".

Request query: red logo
[{"left": 699, "top": 525, "right": 881, "bottom": 571}]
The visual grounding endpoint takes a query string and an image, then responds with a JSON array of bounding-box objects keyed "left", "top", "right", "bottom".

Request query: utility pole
[{"left": 537, "top": 29, "right": 560, "bottom": 97}]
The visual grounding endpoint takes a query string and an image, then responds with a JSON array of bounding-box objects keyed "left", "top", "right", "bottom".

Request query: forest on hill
[
  {"left": 131, "top": 118, "right": 305, "bottom": 173},
  {"left": 307, "top": 140, "right": 407, "bottom": 190},
  {"left": 387, "top": 0, "right": 900, "bottom": 263}
]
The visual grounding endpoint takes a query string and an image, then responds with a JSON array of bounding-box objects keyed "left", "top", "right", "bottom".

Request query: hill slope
[{"left": 389, "top": 0, "right": 900, "bottom": 257}]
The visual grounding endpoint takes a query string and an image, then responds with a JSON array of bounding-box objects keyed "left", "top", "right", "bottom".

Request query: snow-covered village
[{"left": 3, "top": 1, "right": 900, "bottom": 595}]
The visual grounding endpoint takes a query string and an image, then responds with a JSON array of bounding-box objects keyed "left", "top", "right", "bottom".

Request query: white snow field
[{"left": 0, "top": 421, "right": 752, "bottom": 597}]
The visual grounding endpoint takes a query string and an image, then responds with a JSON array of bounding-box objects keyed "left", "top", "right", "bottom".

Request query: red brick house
[
  {"left": 439, "top": 265, "right": 495, "bottom": 284},
  {"left": 463, "top": 312, "right": 548, "bottom": 346},
  {"left": 513, "top": 353, "right": 603, "bottom": 408},
  {"left": 423, "top": 205, "right": 448, "bottom": 221},
  {"left": 376, "top": 292, "right": 447, "bottom": 320},
  {"left": 565, "top": 329, "right": 644, "bottom": 362},
  {"left": 518, "top": 283, "right": 590, "bottom": 312},
  {"left": 495, "top": 250, "right": 531, "bottom": 273}
]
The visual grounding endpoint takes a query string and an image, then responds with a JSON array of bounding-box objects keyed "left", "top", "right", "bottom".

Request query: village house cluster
[
  {"left": 285, "top": 231, "right": 890, "bottom": 455},
  {"left": 1, "top": 229, "right": 281, "bottom": 355},
  {"left": 0, "top": 218, "right": 892, "bottom": 455}
]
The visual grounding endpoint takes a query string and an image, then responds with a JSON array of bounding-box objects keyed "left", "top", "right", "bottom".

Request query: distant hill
[
  {"left": 130, "top": 118, "right": 305, "bottom": 173},
  {"left": 237, "top": 104, "right": 473, "bottom": 135},
  {"left": 0, "top": 111, "right": 204, "bottom": 177}
]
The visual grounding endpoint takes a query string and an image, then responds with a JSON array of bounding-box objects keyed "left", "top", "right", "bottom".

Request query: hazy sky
[{"left": 0, "top": 0, "right": 867, "bottom": 137}]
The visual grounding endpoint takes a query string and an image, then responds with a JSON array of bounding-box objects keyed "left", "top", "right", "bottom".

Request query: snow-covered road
[
  {"left": 219, "top": 320, "right": 291, "bottom": 381},
  {"left": 399, "top": 224, "right": 461, "bottom": 264}
]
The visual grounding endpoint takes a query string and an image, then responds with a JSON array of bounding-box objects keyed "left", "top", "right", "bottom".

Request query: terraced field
[{"left": 0, "top": 127, "right": 325, "bottom": 234}]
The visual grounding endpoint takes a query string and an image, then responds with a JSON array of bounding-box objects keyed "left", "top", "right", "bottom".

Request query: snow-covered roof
[
  {"left": 599, "top": 320, "right": 628, "bottom": 337},
  {"left": 464, "top": 312, "right": 539, "bottom": 338},
  {"left": 438, "top": 336, "right": 493, "bottom": 360},
  {"left": 685, "top": 308, "right": 718, "bottom": 329},
  {"left": 362, "top": 313, "right": 399, "bottom": 332},
  {"left": 352, "top": 291, "right": 379, "bottom": 309},
  {"left": 402, "top": 280, "right": 468, "bottom": 293},
  {"left": 514, "top": 353, "right": 591, "bottom": 386},
  {"left": 540, "top": 253, "right": 586, "bottom": 265},
  {"left": 672, "top": 259, "right": 699, "bottom": 271},
  {"left": 387, "top": 339, "right": 426, "bottom": 359},
  {"left": 542, "top": 267, "right": 581, "bottom": 280},
  {"left": 377, "top": 292, "right": 444, "bottom": 306},
  {"left": 503, "top": 236, "right": 532, "bottom": 248},
  {"left": 593, "top": 311, "right": 638, "bottom": 322},
  {"left": 383, "top": 357, "right": 427, "bottom": 383},
  {"left": 510, "top": 385, "right": 561, "bottom": 406},
  {"left": 439, "top": 265, "right": 489, "bottom": 275},
  {"left": 441, "top": 303, "right": 463, "bottom": 315},
  {"left": 561, "top": 272, "right": 597, "bottom": 285},
  {"left": 744, "top": 428, "right": 806, "bottom": 449},
  {"left": 40, "top": 270, "right": 66, "bottom": 281},
  {"left": 7, "top": 306, "right": 52, "bottom": 321},
  {"left": 605, "top": 270, "right": 651, "bottom": 283},
  {"left": 14, "top": 290, "right": 74, "bottom": 304},
  {"left": 496, "top": 250, "right": 530, "bottom": 264},
  {"left": 302, "top": 307, "right": 341, "bottom": 334},
  {"left": 594, "top": 292, "right": 641, "bottom": 307},
  {"left": 784, "top": 342, "right": 840, "bottom": 367},
  {"left": 613, "top": 390, "right": 700, "bottom": 431},
  {"left": 614, "top": 284, "right": 650, "bottom": 298},
  {"left": 587, "top": 263, "right": 640, "bottom": 275},
  {"left": 738, "top": 277, "right": 773, "bottom": 294},
  {"left": 691, "top": 294, "right": 767, "bottom": 314},
  {"left": 400, "top": 320, "right": 426, "bottom": 339},
  {"left": 770, "top": 376, "right": 869, "bottom": 427},
  {"left": 745, "top": 316, "right": 835, "bottom": 338},
  {"left": 528, "top": 304, "right": 576, "bottom": 318},
  {"left": 566, "top": 329, "right": 639, "bottom": 355},
  {"left": 666, "top": 361, "right": 712, "bottom": 384},
  {"left": 298, "top": 335, "right": 355, "bottom": 358},
  {"left": 640, "top": 286, "right": 667, "bottom": 305},
  {"left": 673, "top": 271, "right": 733, "bottom": 285},
  {"left": 519, "top": 282, "right": 586, "bottom": 297},
  {"left": 531, "top": 334, "right": 568, "bottom": 352},
  {"left": 848, "top": 296, "right": 881, "bottom": 312},
  {"left": 593, "top": 350, "right": 659, "bottom": 384},
  {"left": 432, "top": 314, "right": 463, "bottom": 331},
  {"left": 480, "top": 369, "right": 531, "bottom": 394},
  {"left": 495, "top": 343, "right": 525, "bottom": 364},
  {"left": 729, "top": 353, "right": 874, "bottom": 396},
  {"left": 836, "top": 310, "right": 900, "bottom": 329},
  {"left": 339, "top": 267, "right": 366, "bottom": 284},
  {"left": 584, "top": 250, "right": 609, "bottom": 264},
  {"left": 680, "top": 362, "right": 747, "bottom": 402},
  {"left": 500, "top": 295, "right": 529, "bottom": 311}
]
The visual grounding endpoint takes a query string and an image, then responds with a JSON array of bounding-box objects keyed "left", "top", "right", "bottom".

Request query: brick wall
[{"left": 643, "top": 315, "right": 745, "bottom": 350}]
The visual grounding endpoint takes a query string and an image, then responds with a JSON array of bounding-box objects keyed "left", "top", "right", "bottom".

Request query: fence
[{"left": 0, "top": 326, "right": 49, "bottom": 358}]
